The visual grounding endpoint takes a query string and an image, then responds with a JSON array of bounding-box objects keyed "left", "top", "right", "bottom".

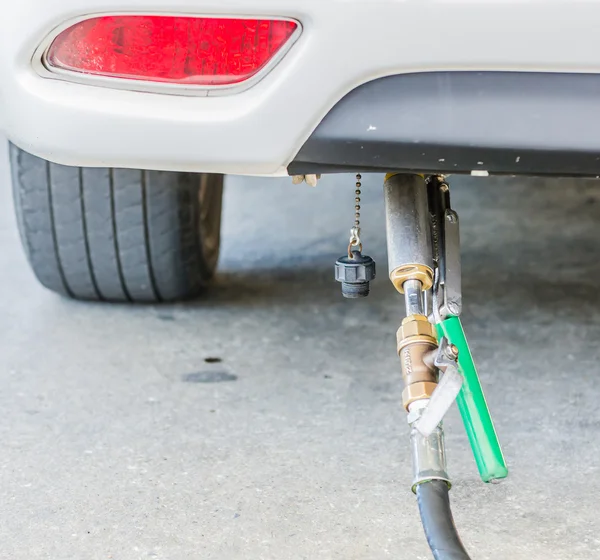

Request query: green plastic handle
[{"left": 436, "top": 316, "right": 508, "bottom": 483}]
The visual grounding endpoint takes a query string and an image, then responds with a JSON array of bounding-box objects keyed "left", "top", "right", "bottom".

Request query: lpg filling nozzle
[{"left": 383, "top": 173, "right": 508, "bottom": 559}]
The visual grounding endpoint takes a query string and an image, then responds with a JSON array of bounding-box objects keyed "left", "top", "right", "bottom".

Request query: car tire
[{"left": 9, "top": 144, "right": 223, "bottom": 303}]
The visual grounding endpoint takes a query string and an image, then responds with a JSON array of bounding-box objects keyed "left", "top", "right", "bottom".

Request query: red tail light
[{"left": 45, "top": 16, "right": 298, "bottom": 87}]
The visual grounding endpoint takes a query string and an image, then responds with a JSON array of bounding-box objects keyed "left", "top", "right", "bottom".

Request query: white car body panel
[{"left": 1, "top": 0, "right": 600, "bottom": 175}]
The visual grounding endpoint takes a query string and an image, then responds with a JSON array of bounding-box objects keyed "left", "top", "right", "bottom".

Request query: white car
[
  {"left": 1, "top": 2, "right": 594, "bottom": 302},
  {"left": 5, "top": 6, "right": 594, "bottom": 558}
]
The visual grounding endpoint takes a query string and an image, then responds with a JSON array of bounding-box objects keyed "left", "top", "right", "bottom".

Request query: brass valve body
[{"left": 397, "top": 314, "right": 438, "bottom": 410}]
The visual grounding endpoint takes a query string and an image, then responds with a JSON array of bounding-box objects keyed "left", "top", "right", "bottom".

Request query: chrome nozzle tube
[
  {"left": 403, "top": 279, "right": 425, "bottom": 316},
  {"left": 409, "top": 404, "right": 450, "bottom": 492}
]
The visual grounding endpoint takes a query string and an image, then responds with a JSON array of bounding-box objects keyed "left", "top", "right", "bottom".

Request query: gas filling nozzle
[
  {"left": 384, "top": 173, "right": 507, "bottom": 491},
  {"left": 385, "top": 174, "right": 511, "bottom": 560}
]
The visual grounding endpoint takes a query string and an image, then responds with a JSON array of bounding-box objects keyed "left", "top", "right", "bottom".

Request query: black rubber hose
[{"left": 416, "top": 480, "right": 472, "bottom": 560}]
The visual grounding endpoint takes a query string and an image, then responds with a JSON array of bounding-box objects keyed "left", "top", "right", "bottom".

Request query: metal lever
[
  {"left": 428, "top": 177, "right": 462, "bottom": 320},
  {"left": 414, "top": 337, "right": 463, "bottom": 438},
  {"left": 436, "top": 317, "right": 509, "bottom": 483},
  {"left": 440, "top": 209, "right": 462, "bottom": 317}
]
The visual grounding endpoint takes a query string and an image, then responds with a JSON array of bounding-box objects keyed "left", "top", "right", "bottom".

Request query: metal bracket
[{"left": 428, "top": 177, "right": 462, "bottom": 321}]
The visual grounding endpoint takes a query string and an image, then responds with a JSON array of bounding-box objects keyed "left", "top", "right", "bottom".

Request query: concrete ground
[{"left": 1, "top": 140, "right": 600, "bottom": 560}]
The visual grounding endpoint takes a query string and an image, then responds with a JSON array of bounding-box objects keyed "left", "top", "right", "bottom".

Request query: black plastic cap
[{"left": 335, "top": 251, "right": 376, "bottom": 299}]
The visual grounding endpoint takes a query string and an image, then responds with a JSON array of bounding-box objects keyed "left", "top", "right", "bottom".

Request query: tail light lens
[{"left": 45, "top": 16, "right": 298, "bottom": 87}]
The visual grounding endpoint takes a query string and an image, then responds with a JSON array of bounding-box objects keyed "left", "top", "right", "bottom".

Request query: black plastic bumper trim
[{"left": 288, "top": 72, "right": 600, "bottom": 177}]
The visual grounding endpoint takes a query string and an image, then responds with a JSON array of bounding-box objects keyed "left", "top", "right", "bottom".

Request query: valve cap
[{"left": 335, "top": 251, "right": 376, "bottom": 298}]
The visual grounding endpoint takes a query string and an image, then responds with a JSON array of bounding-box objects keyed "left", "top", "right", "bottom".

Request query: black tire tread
[{"left": 10, "top": 144, "right": 222, "bottom": 303}]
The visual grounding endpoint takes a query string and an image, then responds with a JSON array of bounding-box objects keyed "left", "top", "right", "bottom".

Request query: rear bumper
[
  {"left": 3, "top": 1, "right": 600, "bottom": 175},
  {"left": 289, "top": 72, "right": 600, "bottom": 177}
]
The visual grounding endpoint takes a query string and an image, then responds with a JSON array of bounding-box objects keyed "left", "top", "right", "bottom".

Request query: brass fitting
[
  {"left": 390, "top": 264, "right": 434, "bottom": 293},
  {"left": 397, "top": 314, "right": 437, "bottom": 350},
  {"left": 397, "top": 315, "right": 438, "bottom": 410}
]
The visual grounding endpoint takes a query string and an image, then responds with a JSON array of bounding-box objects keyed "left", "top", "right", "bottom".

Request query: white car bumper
[{"left": 2, "top": 0, "right": 600, "bottom": 175}]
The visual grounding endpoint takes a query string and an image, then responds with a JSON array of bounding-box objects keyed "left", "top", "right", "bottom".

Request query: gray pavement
[{"left": 1, "top": 139, "right": 600, "bottom": 560}]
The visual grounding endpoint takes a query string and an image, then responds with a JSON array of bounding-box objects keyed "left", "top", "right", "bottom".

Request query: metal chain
[{"left": 348, "top": 173, "right": 363, "bottom": 257}]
